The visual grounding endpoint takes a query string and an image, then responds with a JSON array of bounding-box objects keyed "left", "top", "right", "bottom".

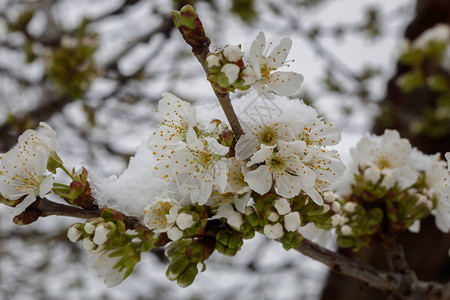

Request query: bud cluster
[
  {"left": 206, "top": 46, "right": 256, "bottom": 93},
  {"left": 165, "top": 238, "right": 215, "bottom": 287},
  {"left": 251, "top": 192, "right": 341, "bottom": 250}
]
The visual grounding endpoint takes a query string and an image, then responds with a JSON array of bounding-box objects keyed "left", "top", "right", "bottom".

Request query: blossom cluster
[{"left": 337, "top": 130, "right": 450, "bottom": 250}]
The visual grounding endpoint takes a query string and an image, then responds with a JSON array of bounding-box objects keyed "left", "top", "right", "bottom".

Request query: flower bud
[
  {"left": 343, "top": 202, "right": 357, "bottom": 213},
  {"left": 206, "top": 53, "right": 222, "bottom": 69},
  {"left": 245, "top": 206, "right": 255, "bottom": 215},
  {"left": 177, "top": 263, "right": 198, "bottom": 288},
  {"left": 274, "top": 198, "right": 291, "bottom": 215},
  {"left": 93, "top": 224, "right": 111, "bottom": 246},
  {"left": 167, "top": 227, "right": 183, "bottom": 241},
  {"left": 331, "top": 214, "right": 341, "bottom": 227},
  {"left": 323, "top": 191, "right": 335, "bottom": 203},
  {"left": 82, "top": 237, "right": 96, "bottom": 250},
  {"left": 264, "top": 223, "right": 284, "bottom": 239},
  {"left": 220, "top": 64, "right": 240, "bottom": 85},
  {"left": 68, "top": 226, "right": 83, "bottom": 242},
  {"left": 331, "top": 202, "right": 341, "bottom": 213},
  {"left": 340, "top": 215, "right": 349, "bottom": 225},
  {"left": 380, "top": 172, "right": 395, "bottom": 189},
  {"left": 322, "top": 204, "right": 331, "bottom": 214},
  {"left": 284, "top": 212, "right": 301, "bottom": 232},
  {"left": 364, "top": 167, "right": 381, "bottom": 183},
  {"left": 176, "top": 212, "right": 196, "bottom": 230},
  {"left": 240, "top": 66, "right": 257, "bottom": 85},
  {"left": 84, "top": 222, "right": 96, "bottom": 234},
  {"left": 268, "top": 211, "right": 280, "bottom": 222},
  {"left": 227, "top": 211, "right": 244, "bottom": 229},
  {"left": 341, "top": 225, "right": 353, "bottom": 236},
  {"left": 223, "top": 45, "right": 242, "bottom": 62}
]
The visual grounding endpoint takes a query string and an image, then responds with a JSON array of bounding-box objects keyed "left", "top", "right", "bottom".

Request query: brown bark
[{"left": 321, "top": 1, "right": 450, "bottom": 299}]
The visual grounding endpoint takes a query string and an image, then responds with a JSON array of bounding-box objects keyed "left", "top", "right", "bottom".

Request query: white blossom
[
  {"left": 82, "top": 237, "right": 96, "bottom": 251},
  {"left": 87, "top": 246, "right": 127, "bottom": 288},
  {"left": 0, "top": 148, "right": 54, "bottom": 215},
  {"left": 143, "top": 198, "right": 180, "bottom": 233},
  {"left": 167, "top": 227, "right": 183, "bottom": 241},
  {"left": 240, "top": 66, "right": 257, "bottom": 85},
  {"left": 155, "top": 137, "right": 228, "bottom": 205},
  {"left": 341, "top": 225, "right": 353, "bottom": 236},
  {"left": 215, "top": 203, "right": 244, "bottom": 229},
  {"left": 248, "top": 32, "right": 303, "bottom": 97},
  {"left": 224, "top": 157, "right": 251, "bottom": 194}
]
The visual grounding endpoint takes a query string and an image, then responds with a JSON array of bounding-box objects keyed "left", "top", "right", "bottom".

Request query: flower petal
[
  {"left": 266, "top": 72, "right": 303, "bottom": 96},
  {"left": 244, "top": 165, "right": 272, "bottom": 195}
]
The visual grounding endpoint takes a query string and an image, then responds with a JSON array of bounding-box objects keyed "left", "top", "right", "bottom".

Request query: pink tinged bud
[
  {"left": 274, "top": 198, "right": 291, "bottom": 215},
  {"left": 341, "top": 225, "right": 353, "bottom": 236},
  {"left": 167, "top": 227, "right": 183, "bottom": 241},
  {"left": 93, "top": 225, "right": 110, "bottom": 246},
  {"left": 68, "top": 226, "right": 83, "bottom": 242},
  {"left": 268, "top": 212, "right": 280, "bottom": 222},
  {"left": 364, "top": 167, "right": 381, "bottom": 183},
  {"left": 322, "top": 204, "right": 331, "bottom": 214},
  {"left": 223, "top": 45, "right": 242, "bottom": 62},
  {"left": 176, "top": 213, "right": 195, "bottom": 230},
  {"left": 82, "top": 237, "right": 96, "bottom": 250},
  {"left": 240, "top": 66, "right": 257, "bottom": 85},
  {"left": 331, "top": 202, "right": 341, "bottom": 213},
  {"left": 264, "top": 223, "right": 284, "bottom": 239},
  {"left": 221, "top": 64, "right": 240, "bottom": 85},
  {"left": 331, "top": 214, "right": 341, "bottom": 227},
  {"left": 84, "top": 222, "right": 96, "bottom": 234},
  {"left": 284, "top": 212, "right": 301, "bottom": 232},
  {"left": 343, "top": 202, "right": 357, "bottom": 213},
  {"left": 323, "top": 191, "right": 335, "bottom": 203},
  {"left": 380, "top": 172, "right": 395, "bottom": 189},
  {"left": 206, "top": 54, "right": 222, "bottom": 69}
]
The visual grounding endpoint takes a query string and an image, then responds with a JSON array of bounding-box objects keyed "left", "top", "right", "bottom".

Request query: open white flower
[
  {"left": 224, "top": 157, "right": 251, "bottom": 194},
  {"left": 149, "top": 92, "right": 197, "bottom": 149},
  {"left": 248, "top": 32, "right": 303, "bottom": 97},
  {"left": 143, "top": 198, "right": 180, "bottom": 233},
  {"left": 154, "top": 137, "right": 229, "bottom": 205},
  {"left": 87, "top": 246, "right": 127, "bottom": 288},
  {"left": 245, "top": 142, "right": 308, "bottom": 198},
  {"left": 0, "top": 148, "right": 54, "bottom": 215},
  {"left": 342, "top": 130, "right": 418, "bottom": 194}
]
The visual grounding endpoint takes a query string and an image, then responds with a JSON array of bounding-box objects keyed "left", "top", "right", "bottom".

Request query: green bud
[
  {"left": 167, "top": 259, "right": 190, "bottom": 280},
  {"left": 180, "top": 5, "right": 198, "bottom": 30},
  {"left": 336, "top": 236, "right": 356, "bottom": 248},
  {"left": 281, "top": 232, "right": 303, "bottom": 250},
  {"left": 172, "top": 10, "right": 182, "bottom": 28},
  {"left": 47, "top": 152, "right": 64, "bottom": 174},
  {"left": 177, "top": 262, "right": 198, "bottom": 288}
]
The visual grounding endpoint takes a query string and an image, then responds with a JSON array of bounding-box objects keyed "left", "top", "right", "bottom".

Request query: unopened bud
[
  {"left": 322, "top": 204, "right": 331, "bottom": 214},
  {"left": 206, "top": 53, "right": 222, "bottom": 69},
  {"left": 380, "top": 171, "right": 395, "bottom": 189},
  {"left": 364, "top": 167, "right": 381, "bottom": 183},
  {"left": 331, "top": 202, "right": 341, "bottom": 213},
  {"left": 341, "top": 225, "right": 353, "bottom": 236},
  {"left": 82, "top": 237, "right": 96, "bottom": 250},
  {"left": 84, "top": 222, "right": 96, "bottom": 234},
  {"left": 167, "top": 227, "right": 183, "bottom": 241},
  {"left": 331, "top": 214, "right": 341, "bottom": 227},
  {"left": 176, "top": 212, "right": 196, "bottom": 230},
  {"left": 93, "top": 224, "right": 111, "bottom": 246},
  {"left": 268, "top": 212, "right": 280, "bottom": 222},
  {"left": 68, "top": 226, "right": 83, "bottom": 242},
  {"left": 221, "top": 64, "right": 240, "bottom": 85},
  {"left": 223, "top": 45, "right": 242, "bottom": 62},
  {"left": 343, "top": 202, "right": 357, "bottom": 213},
  {"left": 284, "top": 212, "right": 301, "bottom": 232},
  {"left": 274, "top": 198, "right": 291, "bottom": 215},
  {"left": 323, "top": 191, "right": 335, "bottom": 203},
  {"left": 264, "top": 223, "right": 284, "bottom": 239}
]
